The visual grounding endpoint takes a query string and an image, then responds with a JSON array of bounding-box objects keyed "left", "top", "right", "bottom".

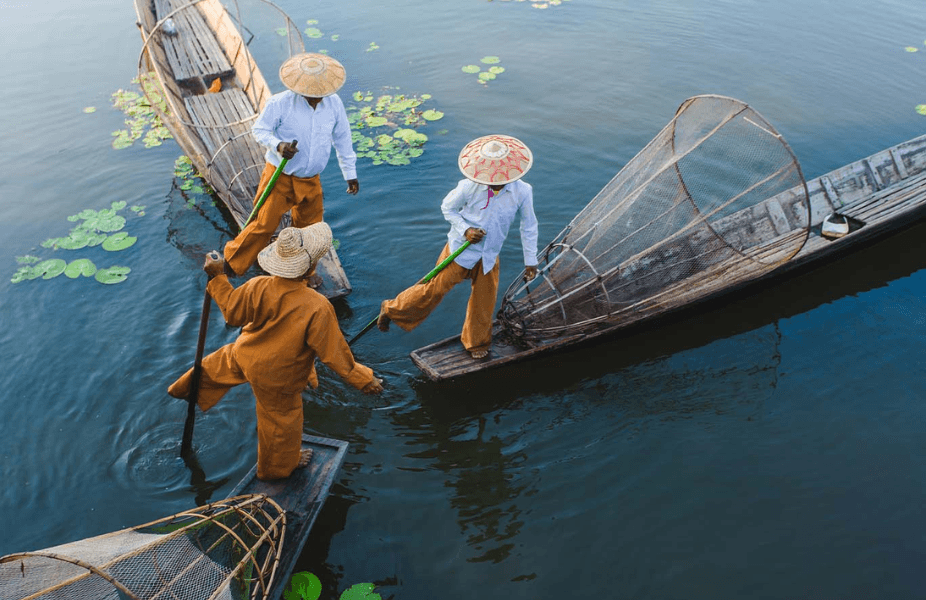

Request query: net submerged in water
[
  {"left": 0, "top": 494, "right": 285, "bottom": 600},
  {"left": 499, "top": 95, "right": 810, "bottom": 339}
]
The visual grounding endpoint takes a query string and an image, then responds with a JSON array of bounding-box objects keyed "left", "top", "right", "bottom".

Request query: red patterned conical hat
[
  {"left": 458, "top": 135, "right": 533, "bottom": 185},
  {"left": 279, "top": 53, "right": 346, "bottom": 97}
]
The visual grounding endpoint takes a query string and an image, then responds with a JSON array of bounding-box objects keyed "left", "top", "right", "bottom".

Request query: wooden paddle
[
  {"left": 241, "top": 139, "right": 297, "bottom": 230},
  {"left": 180, "top": 275, "right": 214, "bottom": 458},
  {"left": 347, "top": 240, "right": 472, "bottom": 346}
]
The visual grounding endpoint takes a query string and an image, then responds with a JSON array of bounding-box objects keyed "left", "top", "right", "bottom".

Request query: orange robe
[
  {"left": 169, "top": 274, "right": 373, "bottom": 480},
  {"left": 223, "top": 163, "right": 324, "bottom": 275},
  {"left": 381, "top": 244, "right": 500, "bottom": 352}
]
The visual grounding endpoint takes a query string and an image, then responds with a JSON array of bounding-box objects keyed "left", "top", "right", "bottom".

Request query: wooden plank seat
[
  {"left": 832, "top": 171, "right": 926, "bottom": 224},
  {"left": 154, "top": 0, "right": 233, "bottom": 83},
  {"left": 184, "top": 88, "right": 264, "bottom": 187}
]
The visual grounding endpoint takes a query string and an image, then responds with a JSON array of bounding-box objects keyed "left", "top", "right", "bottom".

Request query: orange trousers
[
  {"left": 381, "top": 244, "right": 500, "bottom": 352},
  {"left": 168, "top": 344, "right": 304, "bottom": 481},
  {"left": 223, "top": 163, "right": 324, "bottom": 275}
]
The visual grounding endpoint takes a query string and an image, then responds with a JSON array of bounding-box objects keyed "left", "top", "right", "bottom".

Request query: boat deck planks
[
  {"left": 411, "top": 134, "right": 926, "bottom": 381},
  {"left": 230, "top": 434, "right": 348, "bottom": 600},
  {"left": 154, "top": 0, "right": 232, "bottom": 83}
]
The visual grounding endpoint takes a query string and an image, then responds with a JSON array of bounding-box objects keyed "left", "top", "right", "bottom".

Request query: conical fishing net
[
  {"left": 499, "top": 95, "right": 810, "bottom": 339},
  {"left": 0, "top": 494, "right": 285, "bottom": 600}
]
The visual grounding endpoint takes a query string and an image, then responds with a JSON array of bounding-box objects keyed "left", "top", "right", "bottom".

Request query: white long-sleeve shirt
[
  {"left": 251, "top": 90, "right": 357, "bottom": 180},
  {"left": 441, "top": 179, "right": 539, "bottom": 274}
]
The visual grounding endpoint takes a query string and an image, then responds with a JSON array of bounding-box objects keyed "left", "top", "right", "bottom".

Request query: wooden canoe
[
  {"left": 133, "top": 0, "right": 351, "bottom": 300},
  {"left": 229, "top": 434, "right": 348, "bottom": 600},
  {"left": 411, "top": 133, "right": 926, "bottom": 381}
]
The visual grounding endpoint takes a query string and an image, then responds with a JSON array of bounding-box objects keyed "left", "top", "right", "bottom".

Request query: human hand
[
  {"left": 464, "top": 227, "right": 486, "bottom": 243},
  {"left": 524, "top": 265, "right": 538, "bottom": 281},
  {"left": 277, "top": 140, "right": 298, "bottom": 159},
  {"left": 203, "top": 251, "right": 225, "bottom": 280},
  {"left": 362, "top": 377, "right": 384, "bottom": 395},
  {"left": 346, "top": 179, "right": 360, "bottom": 195}
]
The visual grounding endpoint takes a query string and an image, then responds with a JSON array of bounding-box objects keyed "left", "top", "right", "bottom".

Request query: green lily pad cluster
[
  {"left": 284, "top": 572, "right": 381, "bottom": 600},
  {"left": 11, "top": 200, "right": 141, "bottom": 285},
  {"left": 461, "top": 57, "right": 506, "bottom": 85},
  {"left": 174, "top": 156, "right": 216, "bottom": 208},
  {"left": 111, "top": 74, "right": 172, "bottom": 150},
  {"left": 347, "top": 90, "right": 444, "bottom": 166}
]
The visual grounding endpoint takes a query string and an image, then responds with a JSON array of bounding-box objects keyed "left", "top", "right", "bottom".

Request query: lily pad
[
  {"left": 480, "top": 56, "right": 501, "bottom": 64},
  {"left": 422, "top": 109, "right": 444, "bottom": 121},
  {"left": 284, "top": 572, "right": 322, "bottom": 600},
  {"left": 95, "top": 266, "right": 131, "bottom": 285},
  {"left": 64, "top": 259, "right": 97, "bottom": 279},
  {"left": 305, "top": 27, "right": 323, "bottom": 38},
  {"left": 35, "top": 259, "right": 67, "bottom": 280},
  {"left": 905, "top": 46, "right": 919, "bottom": 52},
  {"left": 276, "top": 27, "right": 288, "bottom": 36},
  {"left": 102, "top": 232, "right": 138, "bottom": 251},
  {"left": 16, "top": 255, "right": 40, "bottom": 265},
  {"left": 917, "top": 104, "right": 926, "bottom": 116},
  {"left": 489, "top": 66, "right": 505, "bottom": 74},
  {"left": 365, "top": 116, "right": 388, "bottom": 127},
  {"left": 478, "top": 71, "right": 497, "bottom": 81},
  {"left": 339, "top": 583, "right": 381, "bottom": 600},
  {"left": 462, "top": 65, "right": 481, "bottom": 74},
  {"left": 83, "top": 107, "right": 96, "bottom": 113}
]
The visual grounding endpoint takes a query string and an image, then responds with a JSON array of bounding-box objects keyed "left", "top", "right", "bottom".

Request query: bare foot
[
  {"left": 469, "top": 349, "right": 489, "bottom": 359},
  {"left": 296, "top": 448, "right": 313, "bottom": 469}
]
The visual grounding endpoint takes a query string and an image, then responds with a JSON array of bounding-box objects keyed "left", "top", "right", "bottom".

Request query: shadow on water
[{"left": 181, "top": 449, "right": 230, "bottom": 507}]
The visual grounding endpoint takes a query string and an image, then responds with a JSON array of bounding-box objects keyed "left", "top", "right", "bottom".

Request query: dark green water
[{"left": 2, "top": 0, "right": 926, "bottom": 598}]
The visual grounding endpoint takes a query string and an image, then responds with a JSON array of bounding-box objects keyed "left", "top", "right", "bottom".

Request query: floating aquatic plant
[
  {"left": 917, "top": 105, "right": 926, "bottom": 116},
  {"left": 111, "top": 74, "right": 172, "bottom": 150},
  {"left": 367, "top": 42, "right": 379, "bottom": 52},
  {"left": 11, "top": 200, "right": 141, "bottom": 284},
  {"left": 83, "top": 107, "right": 96, "bottom": 114},
  {"left": 305, "top": 27, "right": 323, "bottom": 38},
  {"left": 462, "top": 57, "right": 507, "bottom": 85},
  {"left": 276, "top": 27, "right": 288, "bottom": 36},
  {"left": 346, "top": 89, "right": 443, "bottom": 167},
  {"left": 174, "top": 156, "right": 216, "bottom": 208},
  {"left": 339, "top": 583, "right": 382, "bottom": 600}
]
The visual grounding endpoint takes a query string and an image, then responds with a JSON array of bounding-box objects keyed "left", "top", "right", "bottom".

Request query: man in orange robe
[{"left": 169, "top": 223, "right": 382, "bottom": 480}]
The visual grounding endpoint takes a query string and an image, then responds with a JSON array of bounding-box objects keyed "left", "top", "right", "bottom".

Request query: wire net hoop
[
  {"left": 499, "top": 95, "right": 810, "bottom": 339},
  {"left": 0, "top": 494, "right": 286, "bottom": 600}
]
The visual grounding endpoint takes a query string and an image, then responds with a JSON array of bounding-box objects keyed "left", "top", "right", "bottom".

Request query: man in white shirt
[
  {"left": 224, "top": 53, "right": 359, "bottom": 276},
  {"left": 377, "top": 135, "right": 539, "bottom": 359}
]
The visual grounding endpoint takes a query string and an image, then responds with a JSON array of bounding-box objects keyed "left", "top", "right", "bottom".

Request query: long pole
[
  {"left": 348, "top": 240, "right": 472, "bottom": 346},
  {"left": 180, "top": 287, "right": 212, "bottom": 457},
  {"left": 241, "top": 139, "right": 297, "bottom": 231}
]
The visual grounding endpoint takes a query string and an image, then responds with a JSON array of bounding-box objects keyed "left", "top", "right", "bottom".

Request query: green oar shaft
[
  {"left": 241, "top": 139, "right": 297, "bottom": 231},
  {"left": 348, "top": 240, "right": 472, "bottom": 346}
]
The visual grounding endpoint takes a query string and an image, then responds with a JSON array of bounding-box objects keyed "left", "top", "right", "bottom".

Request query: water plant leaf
[
  {"left": 16, "top": 255, "right": 40, "bottom": 265},
  {"left": 462, "top": 65, "right": 481, "bottom": 73},
  {"left": 365, "top": 116, "right": 388, "bottom": 127},
  {"left": 478, "top": 71, "right": 497, "bottom": 81},
  {"left": 95, "top": 266, "right": 131, "bottom": 285},
  {"left": 35, "top": 259, "right": 67, "bottom": 280},
  {"left": 305, "top": 27, "right": 323, "bottom": 38},
  {"left": 83, "top": 107, "right": 96, "bottom": 113},
  {"left": 480, "top": 56, "right": 501, "bottom": 64},
  {"left": 339, "top": 583, "right": 381, "bottom": 600},
  {"left": 64, "top": 259, "right": 97, "bottom": 279},
  {"left": 422, "top": 109, "right": 444, "bottom": 121},
  {"left": 276, "top": 27, "right": 288, "bottom": 36},
  {"left": 352, "top": 91, "right": 365, "bottom": 102},
  {"left": 331, "top": 34, "right": 339, "bottom": 41},
  {"left": 11, "top": 266, "right": 36, "bottom": 283},
  {"left": 489, "top": 66, "right": 505, "bottom": 74},
  {"left": 905, "top": 46, "right": 919, "bottom": 52},
  {"left": 112, "top": 201, "right": 127, "bottom": 211},
  {"left": 917, "top": 104, "right": 926, "bottom": 116},
  {"left": 284, "top": 572, "right": 322, "bottom": 600},
  {"left": 306, "top": 19, "right": 318, "bottom": 25},
  {"left": 367, "top": 42, "right": 379, "bottom": 51},
  {"left": 102, "top": 232, "right": 138, "bottom": 251}
]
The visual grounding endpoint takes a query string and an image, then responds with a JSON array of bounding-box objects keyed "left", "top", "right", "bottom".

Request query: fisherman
[
  {"left": 223, "top": 52, "right": 359, "bottom": 278},
  {"left": 169, "top": 222, "right": 383, "bottom": 480},
  {"left": 376, "top": 134, "right": 539, "bottom": 359}
]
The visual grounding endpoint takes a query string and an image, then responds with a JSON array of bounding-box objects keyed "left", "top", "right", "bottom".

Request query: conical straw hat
[
  {"left": 279, "top": 53, "right": 346, "bottom": 97},
  {"left": 257, "top": 222, "right": 332, "bottom": 278},
  {"left": 458, "top": 134, "right": 533, "bottom": 185}
]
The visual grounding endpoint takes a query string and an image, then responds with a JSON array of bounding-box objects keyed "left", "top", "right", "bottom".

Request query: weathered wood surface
[
  {"left": 230, "top": 434, "right": 348, "bottom": 600},
  {"left": 411, "top": 134, "right": 926, "bottom": 380},
  {"left": 134, "top": 0, "right": 352, "bottom": 300}
]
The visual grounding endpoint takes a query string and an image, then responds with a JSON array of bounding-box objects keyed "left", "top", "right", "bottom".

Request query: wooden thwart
[{"left": 154, "top": 0, "right": 232, "bottom": 83}]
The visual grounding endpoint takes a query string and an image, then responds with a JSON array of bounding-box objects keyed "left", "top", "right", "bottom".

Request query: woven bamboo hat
[
  {"left": 279, "top": 53, "right": 346, "bottom": 97},
  {"left": 257, "top": 222, "right": 332, "bottom": 278},
  {"left": 458, "top": 134, "right": 533, "bottom": 185}
]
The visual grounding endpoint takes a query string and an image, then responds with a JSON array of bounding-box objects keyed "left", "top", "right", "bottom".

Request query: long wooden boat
[
  {"left": 411, "top": 108, "right": 926, "bottom": 380},
  {"left": 230, "top": 434, "right": 349, "bottom": 600},
  {"left": 134, "top": 0, "right": 351, "bottom": 299},
  {"left": 0, "top": 434, "right": 347, "bottom": 600}
]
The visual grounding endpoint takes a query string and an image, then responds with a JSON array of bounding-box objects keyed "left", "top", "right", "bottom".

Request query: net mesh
[
  {"left": 499, "top": 95, "right": 810, "bottom": 338},
  {"left": 0, "top": 494, "right": 285, "bottom": 600}
]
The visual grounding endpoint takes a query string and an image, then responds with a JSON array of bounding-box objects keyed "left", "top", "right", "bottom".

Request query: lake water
[{"left": 2, "top": 0, "right": 926, "bottom": 597}]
